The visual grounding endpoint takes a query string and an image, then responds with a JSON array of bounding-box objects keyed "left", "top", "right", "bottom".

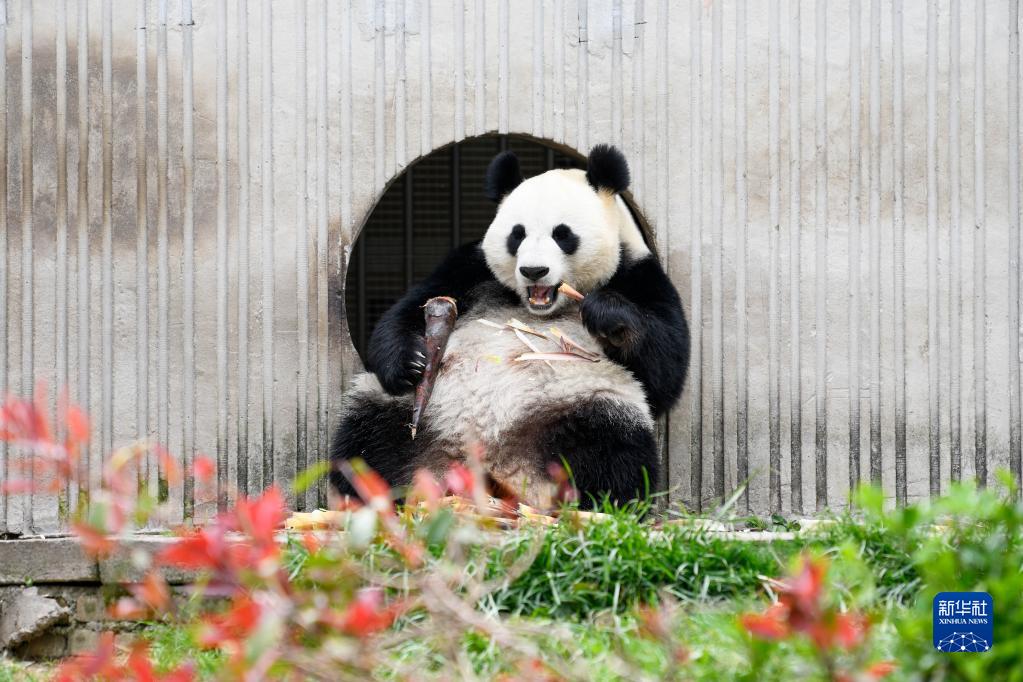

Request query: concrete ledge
[{"left": 0, "top": 537, "right": 99, "bottom": 585}]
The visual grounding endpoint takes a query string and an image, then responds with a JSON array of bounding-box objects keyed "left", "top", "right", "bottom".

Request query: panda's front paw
[
  {"left": 581, "top": 290, "right": 644, "bottom": 354},
  {"left": 373, "top": 334, "right": 428, "bottom": 395}
]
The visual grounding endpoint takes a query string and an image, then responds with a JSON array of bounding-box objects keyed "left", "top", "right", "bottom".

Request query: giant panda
[{"left": 330, "top": 144, "right": 690, "bottom": 507}]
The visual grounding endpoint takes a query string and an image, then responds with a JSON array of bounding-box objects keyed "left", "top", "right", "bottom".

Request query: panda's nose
[{"left": 519, "top": 266, "right": 550, "bottom": 281}]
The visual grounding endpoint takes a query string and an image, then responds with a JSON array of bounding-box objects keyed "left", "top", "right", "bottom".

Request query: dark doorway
[{"left": 345, "top": 135, "right": 584, "bottom": 362}]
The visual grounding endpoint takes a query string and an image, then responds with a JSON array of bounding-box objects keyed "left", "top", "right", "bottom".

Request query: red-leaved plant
[{"left": 740, "top": 554, "right": 896, "bottom": 681}]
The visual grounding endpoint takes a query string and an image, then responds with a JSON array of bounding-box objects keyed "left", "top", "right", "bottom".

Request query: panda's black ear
[
  {"left": 585, "top": 144, "right": 630, "bottom": 194},
  {"left": 484, "top": 151, "right": 524, "bottom": 202}
]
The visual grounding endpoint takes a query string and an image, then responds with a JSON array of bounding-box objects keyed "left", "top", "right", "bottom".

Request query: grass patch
[
  {"left": 139, "top": 623, "right": 224, "bottom": 679},
  {"left": 485, "top": 517, "right": 796, "bottom": 617}
]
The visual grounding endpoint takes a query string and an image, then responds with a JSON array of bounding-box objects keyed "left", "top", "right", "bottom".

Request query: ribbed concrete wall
[{"left": 1, "top": 0, "right": 1021, "bottom": 533}]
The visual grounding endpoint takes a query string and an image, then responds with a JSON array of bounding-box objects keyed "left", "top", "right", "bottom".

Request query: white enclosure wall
[{"left": 1, "top": 0, "right": 1021, "bottom": 533}]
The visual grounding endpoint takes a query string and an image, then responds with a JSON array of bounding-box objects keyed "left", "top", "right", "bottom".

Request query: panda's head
[{"left": 481, "top": 144, "right": 651, "bottom": 316}]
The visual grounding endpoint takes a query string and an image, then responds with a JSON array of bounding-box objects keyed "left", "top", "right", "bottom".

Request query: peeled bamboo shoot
[{"left": 410, "top": 296, "right": 459, "bottom": 439}]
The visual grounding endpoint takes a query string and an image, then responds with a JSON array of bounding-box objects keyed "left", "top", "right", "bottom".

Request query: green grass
[
  {"left": 483, "top": 516, "right": 797, "bottom": 617},
  {"left": 0, "top": 656, "right": 53, "bottom": 682},
  {"left": 139, "top": 623, "right": 224, "bottom": 678}
]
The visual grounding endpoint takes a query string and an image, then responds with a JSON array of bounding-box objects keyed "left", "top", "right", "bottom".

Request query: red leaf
[
  {"left": 132, "top": 570, "right": 172, "bottom": 611},
  {"left": 834, "top": 612, "right": 870, "bottom": 650},
  {"left": 156, "top": 445, "right": 184, "bottom": 487},
  {"left": 0, "top": 394, "right": 53, "bottom": 445},
  {"left": 0, "top": 479, "right": 36, "bottom": 495},
  {"left": 64, "top": 402, "right": 91, "bottom": 453},
  {"left": 197, "top": 598, "right": 262, "bottom": 648},
  {"left": 127, "top": 642, "right": 158, "bottom": 682},
  {"left": 158, "top": 531, "right": 221, "bottom": 570},
  {"left": 193, "top": 455, "right": 215, "bottom": 483},
  {"left": 346, "top": 459, "right": 393, "bottom": 508},
  {"left": 337, "top": 588, "right": 401, "bottom": 637},
  {"left": 740, "top": 603, "right": 790, "bottom": 640},
  {"left": 866, "top": 661, "right": 898, "bottom": 679},
  {"left": 235, "top": 486, "right": 287, "bottom": 548},
  {"left": 109, "top": 596, "right": 149, "bottom": 620},
  {"left": 53, "top": 631, "right": 118, "bottom": 681},
  {"left": 779, "top": 555, "right": 827, "bottom": 632},
  {"left": 301, "top": 532, "right": 322, "bottom": 555},
  {"left": 71, "top": 521, "right": 117, "bottom": 558},
  {"left": 444, "top": 463, "right": 475, "bottom": 496},
  {"left": 408, "top": 469, "right": 443, "bottom": 508}
]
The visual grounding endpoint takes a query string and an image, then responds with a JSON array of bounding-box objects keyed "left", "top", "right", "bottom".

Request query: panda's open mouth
[{"left": 526, "top": 285, "right": 557, "bottom": 309}]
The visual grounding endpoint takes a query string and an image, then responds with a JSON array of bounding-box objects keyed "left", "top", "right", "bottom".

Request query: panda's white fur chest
[
  {"left": 345, "top": 297, "right": 653, "bottom": 472},
  {"left": 421, "top": 302, "right": 654, "bottom": 451}
]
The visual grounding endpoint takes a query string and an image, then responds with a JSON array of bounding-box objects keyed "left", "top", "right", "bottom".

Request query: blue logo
[{"left": 933, "top": 592, "right": 993, "bottom": 653}]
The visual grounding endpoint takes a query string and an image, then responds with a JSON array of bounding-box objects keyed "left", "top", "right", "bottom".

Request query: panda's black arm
[
  {"left": 580, "top": 254, "right": 690, "bottom": 417},
  {"left": 365, "top": 240, "right": 497, "bottom": 395}
]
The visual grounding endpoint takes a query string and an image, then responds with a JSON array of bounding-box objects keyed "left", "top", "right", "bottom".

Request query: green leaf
[{"left": 292, "top": 461, "right": 330, "bottom": 495}]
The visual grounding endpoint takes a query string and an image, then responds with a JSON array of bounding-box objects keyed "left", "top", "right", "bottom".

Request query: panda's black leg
[
  {"left": 328, "top": 398, "right": 421, "bottom": 500},
  {"left": 538, "top": 400, "right": 659, "bottom": 508}
]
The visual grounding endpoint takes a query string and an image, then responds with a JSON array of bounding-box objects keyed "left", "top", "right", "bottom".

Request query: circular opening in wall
[{"left": 344, "top": 134, "right": 652, "bottom": 363}]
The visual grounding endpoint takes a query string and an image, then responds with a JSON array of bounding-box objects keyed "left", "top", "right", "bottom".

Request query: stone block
[
  {"left": 13, "top": 632, "right": 67, "bottom": 659},
  {"left": 68, "top": 628, "right": 101, "bottom": 655},
  {"left": 0, "top": 587, "right": 72, "bottom": 649},
  {"left": 0, "top": 538, "right": 99, "bottom": 584},
  {"left": 75, "top": 594, "right": 106, "bottom": 623},
  {"left": 98, "top": 536, "right": 197, "bottom": 585}
]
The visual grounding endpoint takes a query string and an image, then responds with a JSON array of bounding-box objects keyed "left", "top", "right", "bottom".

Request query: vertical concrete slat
[
  {"left": 1009, "top": 0, "right": 1022, "bottom": 491},
  {"left": 396, "top": 0, "right": 406, "bottom": 167},
  {"left": 236, "top": 0, "right": 250, "bottom": 497},
  {"left": 80, "top": 0, "right": 93, "bottom": 501},
  {"left": 949, "top": 0, "right": 962, "bottom": 483},
  {"left": 135, "top": 0, "right": 151, "bottom": 502},
  {"left": 926, "top": 0, "right": 941, "bottom": 496},
  {"left": 56, "top": 0, "right": 70, "bottom": 518},
  {"left": 498, "top": 0, "right": 508, "bottom": 134},
  {"left": 554, "top": 0, "right": 565, "bottom": 143},
  {"left": 611, "top": 0, "right": 622, "bottom": 147},
  {"left": 869, "top": 0, "right": 883, "bottom": 488},
  {"left": 533, "top": 0, "right": 543, "bottom": 138},
  {"left": 216, "top": 0, "right": 229, "bottom": 510},
  {"left": 814, "top": 0, "right": 830, "bottom": 509},
  {"left": 100, "top": 0, "right": 113, "bottom": 466},
  {"left": 375, "top": 0, "right": 385, "bottom": 189},
  {"left": 261, "top": 0, "right": 276, "bottom": 492},
  {"left": 788, "top": 0, "right": 803, "bottom": 514},
  {"left": 974, "top": 0, "right": 987, "bottom": 488},
  {"left": 814, "top": 0, "right": 828, "bottom": 510},
  {"left": 315, "top": 0, "right": 329, "bottom": 507},
  {"left": 893, "top": 0, "right": 908, "bottom": 505},
  {"left": 0, "top": 0, "right": 7, "bottom": 533},
  {"left": 848, "top": 0, "right": 862, "bottom": 499},
  {"left": 735, "top": 0, "right": 749, "bottom": 513},
  {"left": 656, "top": 0, "right": 669, "bottom": 497},
  {"left": 182, "top": 0, "right": 196, "bottom": 517},
  {"left": 295, "top": 0, "right": 309, "bottom": 509},
  {"left": 156, "top": 0, "right": 169, "bottom": 503},
  {"left": 474, "top": 0, "right": 485, "bottom": 136},
  {"left": 632, "top": 0, "right": 645, "bottom": 194},
  {"left": 577, "top": 0, "right": 588, "bottom": 152},
  {"left": 21, "top": 0, "right": 34, "bottom": 531},
  {"left": 421, "top": 0, "right": 432, "bottom": 155},
  {"left": 711, "top": 0, "right": 724, "bottom": 504},
  {"left": 689, "top": 0, "right": 703, "bottom": 511},
  {"left": 768, "top": 0, "right": 782, "bottom": 514},
  {"left": 454, "top": 0, "right": 465, "bottom": 142}
]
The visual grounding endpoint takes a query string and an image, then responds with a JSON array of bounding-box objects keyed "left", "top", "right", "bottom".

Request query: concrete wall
[{"left": 1, "top": 0, "right": 1021, "bottom": 532}]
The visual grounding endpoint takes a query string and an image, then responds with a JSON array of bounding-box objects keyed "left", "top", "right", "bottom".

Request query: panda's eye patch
[
  {"left": 551, "top": 224, "right": 579, "bottom": 255},
  {"left": 506, "top": 224, "right": 526, "bottom": 256}
]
